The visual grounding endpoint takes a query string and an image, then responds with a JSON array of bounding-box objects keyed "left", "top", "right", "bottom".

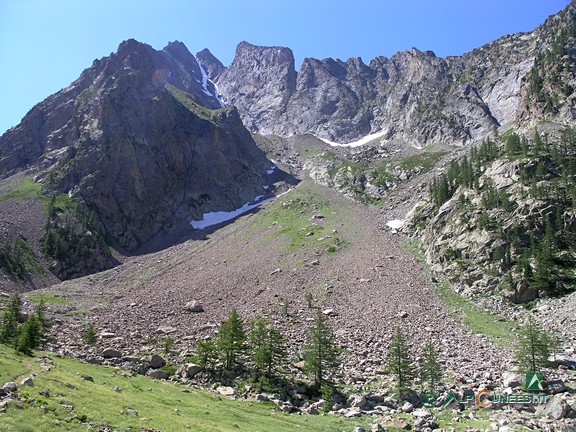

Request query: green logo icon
[
  {"left": 443, "top": 390, "right": 457, "bottom": 407},
  {"left": 420, "top": 391, "right": 437, "bottom": 407},
  {"left": 526, "top": 372, "right": 545, "bottom": 391}
]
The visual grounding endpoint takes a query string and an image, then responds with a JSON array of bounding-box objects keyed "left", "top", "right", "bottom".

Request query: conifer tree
[
  {"left": 420, "top": 340, "right": 443, "bottom": 392},
  {"left": 248, "top": 319, "right": 287, "bottom": 382},
  {"left": 82, "top": 323, "right": 98, "bottom": 346},
  {"left": 303, "top": 313, "right": 340, "bottom": 391},
  {"left": 0, "top": 294, "right": 22, "bottom": 346},
  {"left": 17, "top": 313, "right": 42, "bottom": 355},
  {"left": 515, "top": 317, "right": 557, "bottom": 372},
  {"left": 194, "top": 339, "right": 217, "bottom": 371},
  {"left": 216, "top": 309, "right": 246, "bottom": 371},
  {"left": 386, "top": 326, "right": 415, "bottom": 400}
]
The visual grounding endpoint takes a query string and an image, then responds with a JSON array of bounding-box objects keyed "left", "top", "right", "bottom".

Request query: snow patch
[
  {"left": 266, "top": 165, "right": 276, "bottom": 175},
  {"left": 318, "top": 131, "right": 387, "bottom": 148},
  {"left": 191, "top": 196, "right": 274, "bottom": 230},
  {"left": 263, "top": 185, "right": 269, "bottom": 190},
  {"left": 386, "top": 219, "right": 404, "bottom": 231},
  {"left": 195, "top": 57, "right": 226, "bottom": 108}
]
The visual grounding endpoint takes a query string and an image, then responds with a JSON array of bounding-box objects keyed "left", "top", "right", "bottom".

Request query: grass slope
[{"left": 0, "top": 346, "right": 363, "bottom": 432}]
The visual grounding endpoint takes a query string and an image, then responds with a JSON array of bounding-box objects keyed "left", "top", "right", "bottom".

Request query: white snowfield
[
  {"left": 318, "top": 130, "right": 387, "bottom": 148},
  {"left": 195, "top": 57, "right": 226, "bottom": 108},
  {"left": 266, "top": 165, "right": 276, "bottom": 175},
  {"left": 386, "top": 219, "right": 404, "bottom": 230},
  {"left": 191, "top": 196, "right": 275, "bottom": 230}
]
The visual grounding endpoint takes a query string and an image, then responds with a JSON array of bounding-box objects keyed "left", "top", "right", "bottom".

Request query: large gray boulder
[{"left": 535, "top": 395, "right": 574, "bottom": 420}]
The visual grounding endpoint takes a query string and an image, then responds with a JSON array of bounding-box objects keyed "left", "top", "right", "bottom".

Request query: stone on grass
[
  {"left": 2, "top": 382, "right": 17, "bottom": 392},
  {"left": 146, "top": 369, "right": 168, "bottom": 380}
]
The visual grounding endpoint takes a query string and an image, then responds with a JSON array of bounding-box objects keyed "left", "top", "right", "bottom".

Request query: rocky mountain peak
[
  {"left": 201, "top": 4, "right": 575, "bottom": 146},
  {"left": 0, "top": 39, "right": 271, "bottom": 255},
  {"left": 210, "top": 41, "right": 297, "bottom": 134},
  {"left": 195, "top": 48, "right": 225, "bottom": 80}
]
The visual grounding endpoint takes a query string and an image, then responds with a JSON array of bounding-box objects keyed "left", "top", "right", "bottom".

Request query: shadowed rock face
[
  {"left": 200, "top": 2, "right": 576, "bottom": 145},
  {"left": 0, "top": 39, "right": 270, "bottom": 251}
]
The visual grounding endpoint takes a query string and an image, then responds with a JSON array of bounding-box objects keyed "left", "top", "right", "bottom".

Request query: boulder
[
  {"left": 504, "top": 280, "right": 539, "bottom": 304},
  {"left": 535, "top": 395, "right": 574, "bottom": 420},
  {"left": 184, "top": 300, "right": 204, "bottom": 313},
  {"left": 179, "top": 363, "right": 202, "bottom": 379},
  {"left": 149, "top": 354, "right": 166, "bottom": 369},
  {"left": 1, "top": 382, "right": 17, "bottom": 392},
  {"left": 20, "top": 377, "right": 34, "bottom": 387},
  {"left": 101, "top": 348, "right": 122, "bottom": 359},
  {"left": 146, "top": 369, "right": 168, "bottom": 380},
  {"left": 502, "top": 372, "right": 524, "bottom": 388},
  {"left": 216, "top": 386, "right": 237, "bottom": 398},
  {"left": 546, "top": 379, "right": 568, "bottom": 395},
  {"left": 348, "top": 394, "right": 367, "bottom": 409},
  {"left": 401, "top": 401, "right": 414, "bottom": 413}
]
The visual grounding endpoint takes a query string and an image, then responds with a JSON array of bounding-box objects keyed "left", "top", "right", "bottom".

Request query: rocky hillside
[
  {"left": 0, "top": 39, "right": 274, "bottom": 289},
  {"left": 405, "top": 125, "right": 576, "bottom": 304},
  {"left": 199, "top": 2, "right": 576, "bottom": 146}
]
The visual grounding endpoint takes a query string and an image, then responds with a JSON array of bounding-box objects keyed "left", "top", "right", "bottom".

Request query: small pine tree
[
  {"left": 216, "top": 309, "right": 246, "bottom": 371},
  {"left": 303, "top": 313, "right": 341, "bottom": 391},
  {"left": 194, "top": 339, "right": 217, "bottom": 371},
  {"left": 386, "top": 326, "right": 415, "bottom": 400},
  {"left": 248, "top": 319, "right": 287, "bottom": 382},
  {"left": 82, "top": 323, "right": 98, "bottom": 346},
  {"left": 35, "top": 299, "right": 49, "bottom": 333},
  {"left": 306, "top": 292, "right": 314, "bottom": 309},
  {"left": 17, "top": 314, "right": 42, "bottom": 355},
  {"left": 515, "top": 317, "right": 556, "bottom": 372},
  {"left": 420, "top": 340, "right": 443, "bottom": 392},
  {"left": 0, "top": 294, "right": 23, "bottom": 346}
]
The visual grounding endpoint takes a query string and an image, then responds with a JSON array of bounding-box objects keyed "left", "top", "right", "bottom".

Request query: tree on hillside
[
  {"left": 420, "top": 339, "right": 443, "bottom": 392},
  {"left": 386, "top": 326, "right": 415, "bottom": 400},
  {"left": 0, "top": 294, "right": 23, "bottom": 346},
  {"left": 303, "top": 313, "right": 341, "bottom": 391},
  {"left": 216, "top": 309, "right": 246, "bottom": 371},
  {"left": 248, "top": 318, "right": 287, "bottom": 383},
  {"left": 17, "top": 313, "right": 42, "bottom": 355},
  {"left": 194, "top": 339, "right": 217, "bottom": 371},
  {"left": 515, "top": 317, "right": 559, "bottom": 373}
]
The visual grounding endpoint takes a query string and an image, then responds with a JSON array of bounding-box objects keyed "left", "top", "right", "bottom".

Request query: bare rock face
[
  {"left": 195, "top": 48, "right": 225, "bottom": 81},
  {"left": 199, "top": 4, "right": 576, "bottom": 146},
  {"left": 0, "top": 39, "right": 270, "bottom": 252},
  {"left": 212, "top": 42, "right": 297, "bottom": 135}
]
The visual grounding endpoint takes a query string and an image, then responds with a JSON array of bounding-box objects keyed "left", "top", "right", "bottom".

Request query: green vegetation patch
[
  {"left": 26, "top": 293, "right": 70, "bottom": 306},
  {"left": 0, "top": 345, "right": 364, "bottom": 432},
  {"left": 0, "top": 236, "right": 44, "bottom": 280},
  {"left": 438, "top": 283, "right": 519, "bottom": 348},
  {"left": 166, "top": 84, "right": 233, "bottom": 124},
  {"left": 0, "top": 179, "right": 43, "bottom": 204},
  {"left": 245, "top": 187, "right": 348, "bottom": 257}
]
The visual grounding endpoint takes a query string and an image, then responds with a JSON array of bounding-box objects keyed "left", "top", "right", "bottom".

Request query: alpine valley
[{"left": 0, "top": 3, "right": 576, "bottom": 432}]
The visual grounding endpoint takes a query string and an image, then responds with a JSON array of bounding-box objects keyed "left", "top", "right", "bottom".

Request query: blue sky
[{"left": 0, "top": 0, "right": 571, "bottom": 135}]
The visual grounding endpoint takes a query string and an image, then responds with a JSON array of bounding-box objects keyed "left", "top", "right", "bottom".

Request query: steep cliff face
[
  {"left": 517, "top": 2, "right": 576, "bottom": 124},
  {"left": 196, "top": 4, "right": 576, "bottom": 147},
  {"left": 202, "top": 42, "right": 519, "bottom": 145},
  {"left": 213, "top": 42, "right": 297, "bottom": 135},
  {"left": 0, "top": 39, "right": 270, "bottom": 254}
]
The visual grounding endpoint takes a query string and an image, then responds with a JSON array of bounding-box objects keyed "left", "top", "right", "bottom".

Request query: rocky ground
[{"left": 14, "top": 172, "right": 574, "bottom": 431}]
